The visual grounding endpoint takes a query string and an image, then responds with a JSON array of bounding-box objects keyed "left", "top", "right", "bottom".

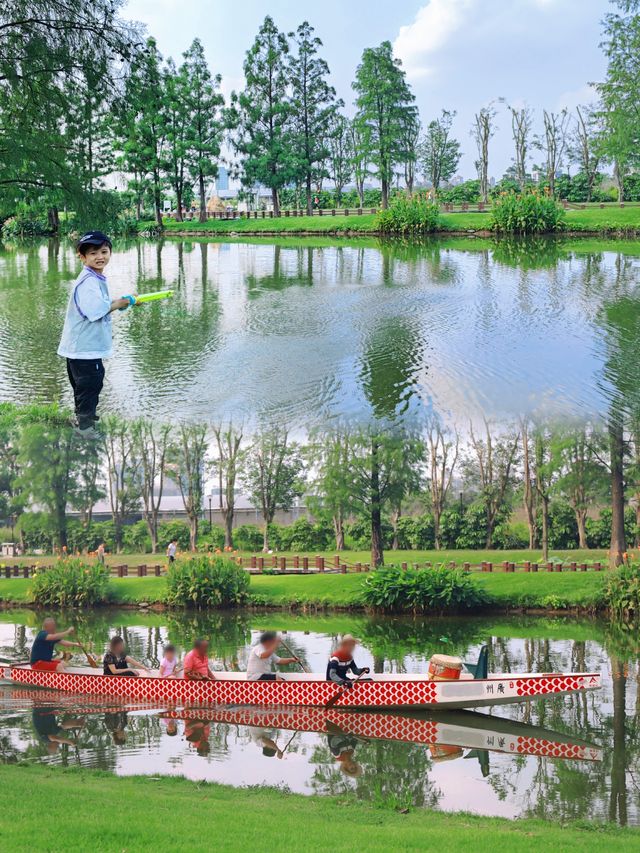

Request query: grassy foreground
[
  {"left": 0, "top": 570, "right": 608, "bottom": 610},
  {"left": 3, "top": 766, "right": 637, "bottom": 853},
  {"left": 139, "top": 204, "right": 640, "bottom": 236}
]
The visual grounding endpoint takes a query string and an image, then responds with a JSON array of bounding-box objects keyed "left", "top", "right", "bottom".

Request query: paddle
[
  {"left": 278, "top": 638, "right": 309, "bottom": 674},
  {"left": 326, "top": 670, "right": 368, "bottom": 708},
  {"left": 78, "top": 642, "right": 99, "bottom": 669}
]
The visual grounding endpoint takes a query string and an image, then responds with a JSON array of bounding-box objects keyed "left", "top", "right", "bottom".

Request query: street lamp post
[{"left": 208, "top": 496, "right": 213, "bottom": 533}]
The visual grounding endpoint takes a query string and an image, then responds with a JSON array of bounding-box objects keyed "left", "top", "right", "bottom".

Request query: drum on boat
[{"left": 428, "top": 654, "right": 463, "bottom": 681}]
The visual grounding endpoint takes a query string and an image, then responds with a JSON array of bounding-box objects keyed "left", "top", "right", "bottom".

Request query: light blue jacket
[{"left": 57, "top": 267, "right": 113, "bottom": 360}]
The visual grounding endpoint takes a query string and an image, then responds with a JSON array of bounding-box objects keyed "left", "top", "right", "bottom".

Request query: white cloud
[{"left": 393, "top": 0, "right": 477, "bottom": 78}]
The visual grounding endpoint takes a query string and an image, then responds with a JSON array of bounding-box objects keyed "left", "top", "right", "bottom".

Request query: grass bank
[
  {"left": 138, "top": 205, "right": 640, "bottom": 237},
  {"left": 0, "top": 570, "right": 608, "bottom": 611},
  {"left": 3, "top": 766, "right": 637, "bottom": 853}
]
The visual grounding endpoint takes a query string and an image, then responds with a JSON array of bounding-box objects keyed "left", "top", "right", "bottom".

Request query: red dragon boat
[{"left": 1, "top": 663, "right": 601, "bottom": 711}]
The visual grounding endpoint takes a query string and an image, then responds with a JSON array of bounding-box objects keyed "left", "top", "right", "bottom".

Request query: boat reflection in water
[{"left": 1, "top": 688, "right": 602, "bottom": 777}]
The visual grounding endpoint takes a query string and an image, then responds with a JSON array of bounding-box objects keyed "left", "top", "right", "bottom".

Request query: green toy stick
[{"left": 134, "top": 289, "right": 174, "bottom": 304}]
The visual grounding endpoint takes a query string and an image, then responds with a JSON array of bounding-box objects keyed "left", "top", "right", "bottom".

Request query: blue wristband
[{"left": 119, "top": 294, "right": 136, "bottom": 310}]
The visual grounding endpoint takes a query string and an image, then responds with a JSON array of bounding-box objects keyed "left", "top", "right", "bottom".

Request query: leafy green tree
[
  {"left": 419, "top": 110, "right": 462, "bottom": 192},
  {"left": 0, "top": 1, "right": 140, "bottom": 226},
  {"left": 211, "top": 423, "right": 245, "bottom": 549},
  {"left": 536, "top": 109, "right": 570, "bottom": 198},
  {"left": 289, "top": 22, "right": 339, "bottom": 215},
  {"left": 568, "top": 106, "right": 603, "bottom": 202},
  {"left": 228, "top": 16, "right": 294, "bottom": 216},
  {"left": 550, "top": 424, "right": 609, "bottom": 549},
  {"left": 348, "top": 119, "right": 368, "bottom": 206},
  {"left": 162, "top": 58, "right": 190, "bottom": 221},
  {"left": 102, "top": 415, "right": 140, "bottom": 553},
  {"left": 181, "top": 38, "right": 224, "bottom": 222},
  {"left": 15, "top": 408, "right": 88, "bottom": 549},
  {"left": 131, "top": 419, "right": 172, "bottom": 553},
  {"left": 168, "top": 423, "right": 209, "bottom": 551},
  {"left": 117, "top": 37, "right": 166, "bottom": 225},
  {"left": 327, "top": 113, "right": 353, "bottom": 205},
  {"left": 472, "top": 105, "right": 497, "bottom": 203},
  {"left": 597, "top": 0, "right": 640, "bottom": 201},
  {"left": 352, "top": 41, "right": 416, "bottom": 209},
  {"left": 464, "top": 420, "right": 520, "bottom": 549},
  {"left": 307, "top": 429, "right": 357, "bottom": 550},
  {"left": 401, "top": 112, "right": 421, "bottom": 196},
  {"left": 242, "top": 428, "right": 305, "bottom": 551}
]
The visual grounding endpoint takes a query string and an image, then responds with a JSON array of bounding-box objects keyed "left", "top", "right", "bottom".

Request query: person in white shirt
[
  {"left": 167, "top": 539, "right": 178, "bottom": 564},
  {"left": 246, "top": 631, "right": 300, "bottom": 681}
]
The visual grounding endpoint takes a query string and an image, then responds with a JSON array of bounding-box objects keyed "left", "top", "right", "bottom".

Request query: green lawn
[
  {"left": 138, "top": 204, "right": 640, "bottom": 237},
  {"left": 3, "top": 766, "right": 637, "bottom": 853},
  {"left": 0, "top": 568, "right": 609, "bottom": 611}
]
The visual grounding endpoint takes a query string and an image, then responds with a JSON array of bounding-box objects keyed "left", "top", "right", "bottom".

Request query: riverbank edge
[
  {"left": 0, "top": 572, "right": 609, "bottom": 614},
  {"left": 139, "top": 226, "right": 640, "bottom": 238},
  {"left": 4, "top": 765, "right": 638, "bottom": 852}
]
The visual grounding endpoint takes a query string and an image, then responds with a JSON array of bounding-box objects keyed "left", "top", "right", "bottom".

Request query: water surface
[
  {"left": 1, "top": 237, "right": 640, "bottom": 427},
  {"left": 0, "top": 610, "right": 637, "bottom": 825}
]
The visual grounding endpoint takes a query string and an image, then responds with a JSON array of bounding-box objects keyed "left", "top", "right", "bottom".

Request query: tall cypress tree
[
  {"left": 229, "top": 16, "right": 295, "bottom": 216},
  {"left": 352, "top": 42, "right": 416, "bottom": 209},
  {"left": 181, "top": 39, "right": 225, "bottom": 223},
  {"left": 289, "top": 22, "right": 339, "bottom": 214}
]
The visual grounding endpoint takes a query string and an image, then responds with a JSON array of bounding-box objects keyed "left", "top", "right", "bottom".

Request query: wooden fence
[{"left": 0, "top": 555, "right": 607, "bottom": 579}]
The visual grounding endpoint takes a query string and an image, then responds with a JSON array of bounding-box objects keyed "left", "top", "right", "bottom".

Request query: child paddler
[{"left": 326, "top": 634, "right": 370, "bottom": 687}]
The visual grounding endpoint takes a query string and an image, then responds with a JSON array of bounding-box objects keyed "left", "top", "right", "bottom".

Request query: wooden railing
[{"left": 0, "top": 556, "right": 607, "bottom": 580}]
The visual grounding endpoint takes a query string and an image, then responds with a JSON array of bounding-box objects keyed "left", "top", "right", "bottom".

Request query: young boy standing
[{"left": 57, "top": 231, "right": 137, "bottom": 437}]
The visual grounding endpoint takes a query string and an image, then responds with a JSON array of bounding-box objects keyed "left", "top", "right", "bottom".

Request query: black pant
[
  {"left": 66, "top": 358, "right": 105, "bottom": 429},
  {"left": 257, "top": 673, "right": 276, "bottom": 681}
]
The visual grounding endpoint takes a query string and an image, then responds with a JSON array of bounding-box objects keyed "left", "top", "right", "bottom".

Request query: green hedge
[{"left": 490, "top": 192, "right": 565, "bottom": 234}]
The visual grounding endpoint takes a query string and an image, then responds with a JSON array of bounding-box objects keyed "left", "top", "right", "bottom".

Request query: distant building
[{"left": 215, "top": 166, "right": 229, "bottom": 192}]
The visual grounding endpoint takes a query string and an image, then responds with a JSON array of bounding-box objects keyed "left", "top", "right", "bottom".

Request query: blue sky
[{"left": 125, "top": 0, "right": 611, "bottom": 178}]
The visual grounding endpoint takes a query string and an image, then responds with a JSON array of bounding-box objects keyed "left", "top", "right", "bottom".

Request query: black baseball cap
[{"left": 77, "top": 230, "right": 112, "bottom": 250}]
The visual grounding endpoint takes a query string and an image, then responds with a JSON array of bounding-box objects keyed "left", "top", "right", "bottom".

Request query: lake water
[
  {"left": 0, "top": 609, "right": 637, "bottom": 825},
  {"left": 1, "top": 236, "right": 640, "bottom": 428}
]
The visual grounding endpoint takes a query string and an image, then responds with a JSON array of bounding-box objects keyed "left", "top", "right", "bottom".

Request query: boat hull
[{"left": 1, "top": 665, "right": 601, "bottom": 711}]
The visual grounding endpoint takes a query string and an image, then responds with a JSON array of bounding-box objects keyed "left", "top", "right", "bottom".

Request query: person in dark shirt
[
  {"left": 30, "top": 618, "right": 82, "bottom": 671},
  {"left": 103, "top": 636, "right": 148, "bottom": 676},
  {"left": 326, "top": 634, "right": 370, "bottom": 687}
]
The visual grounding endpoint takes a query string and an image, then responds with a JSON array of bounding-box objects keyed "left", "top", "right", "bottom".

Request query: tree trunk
[
  {"left": 262, "top": 521, "right": 270, "bottom": 552},
  {"left": 540, "top": 495, "right": 549, "bottom": 562},
  {"left": 609, "top": 416, "right": 626, "bottom": 567},
  {"left": 306, "top": 174, "right": 312, "bottom": 216},
  {"left": 271, "top": 187, "right": 280, "bottom": 217},
  {"left": 333, "top": 513, "right": 345, "bottom": 551},
  {"left": 609, "top": 657, "right": 628, "bottom": 826},
  {"left": 370, "top": 440, "right": 384, "bottom": 567},
  {"left": 223, "top": 510, "right": 234, "bottom": 549},
  {"left": 575, "top": 508, "right": 588, "bottom": 549},
  {"left": 357, "top": 181, "right": 364, "bottom": 207},
  {"left": 199, "top": 172, "right": 207, "bottom": 223},
  {"left": 391, "top": 505, "right": 401, "bottom": 550},
  {"left": 175, "top": 185, "right": 183, "bottom": 222},
  {"left": 381, "top": 177, "right": 389, "bottom": 210},
  {"left": 433, "top": 509, "right": 441, "bottom": 550},
  {"left": 614, "top": 161, "right": 624, "bottom": 203},
  {"left": 47, "top": 206, "right": 60, "bottom": 234},
  {"left": 189, "top": 516, "right": 198, "bottom": 552}
]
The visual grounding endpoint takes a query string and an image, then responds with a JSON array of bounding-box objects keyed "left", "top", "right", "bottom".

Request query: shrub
[
  {"left": 605, "top": 564, "right": 640, "bottom": 620},
  {"left": 122, "top": 520, "right": 152, "bottom": 553},
  {"left": 493, "top": 521, "right": 529, "bottom": 549},
  {"left": 233, "top": 524, "right": 264, "bottom": 552},
  {"left": 490, "top": 192, "right": 565, "bottom": 234},
  {"left": 165, "top": 555, "right": 250, "bottom": 608},
  {"left": 1, "top": 205, "right": 50, "bottom": 238},
  {"left": 197, "top": 525, "right": 226, "bottom": 551},
  {"left": 158, "top": 520, "right": 191, "bottom": 551},
  {"left": 276, "top": 517, "right": 332, "bottom": 551},
  {"left": 361, "top": 564, "right": 489, "bottom": 614},
  {"left": 31, "top": 559, "right": 110, "bottom": 607},
  {"left": 376, "top": 194, "right": 440, "bottom": 234},
  {"left": 586, "top": 507, "right": 636, "bottom": 549}
]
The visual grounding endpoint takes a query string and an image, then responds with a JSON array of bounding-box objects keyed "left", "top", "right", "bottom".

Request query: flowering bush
[
  {"left": 490, "top": 192, "right": 565, "bottom": 234},
  {"left": 165, "top": 555, "right": 250, "bottom": 609},
  {"left": 376, "top": 194, "right": 440, "bottom": 234},
  {"left": 31, "top": 559, "right": 110, "bottom": 607}
]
